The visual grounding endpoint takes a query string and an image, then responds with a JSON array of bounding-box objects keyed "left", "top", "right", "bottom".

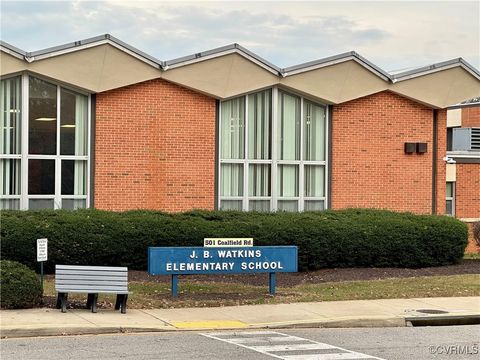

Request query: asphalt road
[{"left": 1, "top": 325, "right": 479, "bottom": 360}]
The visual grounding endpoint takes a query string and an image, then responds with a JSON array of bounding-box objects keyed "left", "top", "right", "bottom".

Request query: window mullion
[
  {"left": 217, "top": 101, "right": 221, "bottom": 209},
  {"left": 55, "top": 85, "right": 61, "bottom": 209},
  {"left": 299, "top": 97, "right": 304, "bottom": 212},
  {"left": 86, "top": 94, "right": 92, "bottom": 208},
  {"left": 20, "top": 73, "right": 29, "bottom": 210},
  {"left": 271, "top": 87, "right": 278, "bottom": 211},
  {"left": 325, "top": 106, "right": 329, "bottom": 209},
  {"left": 243, "top": 95, "right": 249, "bottom": 211}
]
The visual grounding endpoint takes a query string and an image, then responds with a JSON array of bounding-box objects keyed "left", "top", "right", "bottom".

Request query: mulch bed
[{"left": 127, "top": 259, "right": 480, "bottom": 287}]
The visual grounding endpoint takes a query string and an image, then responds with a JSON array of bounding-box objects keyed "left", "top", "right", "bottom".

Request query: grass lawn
[{"left": 42, "top": 274, "right": 480, "bottom": 309}]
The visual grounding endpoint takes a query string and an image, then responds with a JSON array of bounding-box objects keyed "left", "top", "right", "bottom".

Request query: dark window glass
[
  {"left": 60, "top": 89, "right": 76, "bottom": 155},
  {"left": 447, "top": 128, "right": 453, "bottom": 151},
  {"left": 28, "top": 159, "right": 55, "bottom": 194},
  {"left": 61, "top": 160, "right": 87, "bottom": 195},
  {"left": 29, "top": 77, "right": 57, "bottom": 154}
]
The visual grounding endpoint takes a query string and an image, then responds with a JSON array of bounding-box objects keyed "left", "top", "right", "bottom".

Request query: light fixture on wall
[
  {"left": 443, "top": 156, "right": 456, "bottom": 164},
  {"left": 60, "top": 124, "right": 75, "bottom": 128},
  {"left": 35, "top": 117, "right": 56, "bottom": 121}
]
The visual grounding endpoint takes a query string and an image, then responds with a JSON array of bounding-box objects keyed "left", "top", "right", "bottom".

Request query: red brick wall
[
  {"left": 95, "top": 78, "right": 216, "bottom": 212},
  {"left": 331, "top": 91, "right": 440, "bottom": 214},
  {"left": 456, "top": 163, "right": 480, "bottom": 219},
  {"left": 461, "top": 105, "right": 480, "bottom": 127}
]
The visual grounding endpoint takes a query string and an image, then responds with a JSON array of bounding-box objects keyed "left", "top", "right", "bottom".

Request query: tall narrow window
[
  {"left": 29, "top": 77, "right": 57, "bottom": 155},
  {"left": 248, "top": 90, "right": 271, "bottom": 159},
  {"left": 0, "top": 76, "right": 22, "bottom": 209},
  {"left": 60, "top": 89, "right": 88, "bottom": 156},
  {"left": 220, "top": 97, "right": 245, "bottom": 159},
  {"left": 304, "top": 101, "right": 325, "bottom": 161},
  {"left": 446, "top": 182, "right": 455, "bottom": 216},
  {"left": 278, "top": 92, "right": 300, "bottom": 160}
]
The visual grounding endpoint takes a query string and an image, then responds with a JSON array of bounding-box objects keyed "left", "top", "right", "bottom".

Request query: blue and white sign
[{"left": 148, "top": 246, "right": 298, "bottom": 275}]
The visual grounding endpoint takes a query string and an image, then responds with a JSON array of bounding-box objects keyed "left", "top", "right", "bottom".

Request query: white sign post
[{"left": 37, "top": 238, "right": 48, "bottom": 292}]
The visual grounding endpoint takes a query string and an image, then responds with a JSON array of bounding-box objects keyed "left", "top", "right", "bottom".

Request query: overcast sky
[{"left": 1, "top": 1, "right": 478, "bottom": 72}]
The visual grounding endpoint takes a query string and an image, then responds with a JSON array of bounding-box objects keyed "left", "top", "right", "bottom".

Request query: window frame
[
  {"left": 446, "top": 181, "right": 455, "bottom": 216},
  {"left": 218, "top": 86, "right": 328, "bottom": 212},
  {"left": 0, "top": 72, "right": 91, "bottom": 210}
]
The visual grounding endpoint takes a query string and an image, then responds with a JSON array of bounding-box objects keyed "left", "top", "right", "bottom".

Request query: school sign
[{"left": 148, "top": 246, "right": 298, "bottom": 296}]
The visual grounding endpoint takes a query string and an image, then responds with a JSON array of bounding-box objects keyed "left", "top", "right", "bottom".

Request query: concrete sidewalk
[{"left": 1, "top": 297, "right": 479, "bottom": 338}]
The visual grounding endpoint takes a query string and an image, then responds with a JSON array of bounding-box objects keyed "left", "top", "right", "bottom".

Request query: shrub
[
  {"left": 473, "top": 222, "right": 480, "bottom": 247},
  {"left": 0, "top": 260, "right": 42, "bottom": 309},
  {"left": 0, "top": 209, "right": 468, "bottom": 272}
]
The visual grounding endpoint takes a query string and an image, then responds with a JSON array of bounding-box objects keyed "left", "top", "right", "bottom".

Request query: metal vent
[
  {"left": 452, "top": 127, "right": 480, "bottom": 151},
  {"left": 472, "top": 127, "right": 480, "bottom": 150}
]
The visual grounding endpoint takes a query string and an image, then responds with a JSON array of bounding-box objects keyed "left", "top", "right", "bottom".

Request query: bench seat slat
[
  {"left": 56, "top": 288, "right": 129, "bottom": 294},
  {"left": 56, "top": 265, "right": 127, "bottom": 272},
  {"left": 56, "top": 275, "right": 127, "bottom": 281},
  {"left": 56, "top": 270, "right": 127, "bottom": 276},
  {"left": 55, "top": 284, "right": 128, "bottom": 291},
  {"left": 56, "top": 280, "right": 127, "bottom": 286}
]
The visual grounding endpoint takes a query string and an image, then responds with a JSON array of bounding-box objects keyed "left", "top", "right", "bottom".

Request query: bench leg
[
  {"left": 57, "top": 293, "right": 68, "bottom": 313},
  {"left": 114, "top": 294, "right": 121, "bottom": 310},
  {"left": 121, "top": 294, "right": 128, "bottom": 314},
  {"left": 86, "top": 293, "right": 95, "bottom": 309},
  {"left": 56, "top": 293, "right": 62, "bottom": 309},
  {"left": 91, "top": 293, "right": 98, "bottom": 313}
]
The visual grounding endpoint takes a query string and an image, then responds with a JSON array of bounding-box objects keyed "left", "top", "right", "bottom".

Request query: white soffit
[{"left": 390, "top": 67, "right": 480, "bottom": 109}]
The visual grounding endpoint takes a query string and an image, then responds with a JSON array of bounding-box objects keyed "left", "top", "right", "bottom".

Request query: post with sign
[{"left": 36, "top": 238, "right": 48, "bottom": 293}]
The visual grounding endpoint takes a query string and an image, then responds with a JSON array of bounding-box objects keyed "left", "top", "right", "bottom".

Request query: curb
[
  {"left": 1, "top": 326, "right": 176, "bottom": 339},
  {"left": 2, "top": 314, "right": 479, "bottom": 339}
]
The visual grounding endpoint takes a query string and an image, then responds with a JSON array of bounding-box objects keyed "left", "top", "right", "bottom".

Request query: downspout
[
  {"left": 90, "top": 94, "right": 96, "bottom": 209},
  {"left": 432, "top": 109, "right": 438, "bottom": 214},
  {"left": 327, "top": 105, "right": 333, "bottom": 209},
  {"left": 214, "top": 100, "right": 220, "bottom": 210}
]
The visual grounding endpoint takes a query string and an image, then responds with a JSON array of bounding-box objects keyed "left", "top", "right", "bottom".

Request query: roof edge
[
  {"left": 165, "top": 43, "right": 282, "bottom": 75},
  {"left": 0, "top": 40, "right": 27, "bottom": 59},
  {"left": 2, "top": 34, "right": 479, "bottom": 85},
  {"left": 282, "top": 51, "right": 392, "bottom": 81},
  {"left": 3, "top": 34, "right": 165, "bottom": 69},
  {"left": 392, "top": 58, "right": 480, "bottom": 82}
]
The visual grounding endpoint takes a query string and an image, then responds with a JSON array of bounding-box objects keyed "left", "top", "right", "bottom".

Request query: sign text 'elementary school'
[{"left": 148, "top": 246, "right": 297, "bottom": 275}]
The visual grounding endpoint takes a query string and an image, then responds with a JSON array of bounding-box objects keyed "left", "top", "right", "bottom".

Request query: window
[
  {"left": 219, "top": 88, "right": 327, "bottom": 211},
  {"left": 446, "top": 182, "right": 455, "bottom": 216},
  {"left": 1, "top": 76, "right": 21, "bottom": 209},
  {"left": 0, "top": 74, "right": 90, "bottom": 210}
]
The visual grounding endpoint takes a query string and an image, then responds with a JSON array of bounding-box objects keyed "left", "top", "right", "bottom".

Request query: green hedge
[
  {"left": 0, "top": 260, "right": 42, "bottom": 309},
  {"left": 0, "top": 209, "right": 468, "bottom": 272}
]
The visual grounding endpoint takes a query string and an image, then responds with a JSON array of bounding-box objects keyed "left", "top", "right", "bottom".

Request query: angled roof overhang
[{"left": 1, "top": 34, "right": 479, "bottom": 108}]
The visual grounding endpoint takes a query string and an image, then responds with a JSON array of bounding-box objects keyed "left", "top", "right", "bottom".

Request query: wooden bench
[{"left": 55, "top": 265, "right": 129, "bottom": 313}]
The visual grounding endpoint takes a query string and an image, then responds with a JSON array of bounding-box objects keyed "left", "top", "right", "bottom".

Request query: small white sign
[
  {"left": 37, "top": 238, "right": 48, "bottom": 262},
  {"left": 204, "top": 238, "right": 254, "bottom": 247}
]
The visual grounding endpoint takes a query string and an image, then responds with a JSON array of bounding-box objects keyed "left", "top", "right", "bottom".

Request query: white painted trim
[
  {"left": 27, "top": 40, "right": 161, "bottom": 69},
  {"left": 271, "top": 87, "right": 278, "bottom": 211},
  {"left": 167, "top": 49, "right": 280, "bottom": 76},
  {"left": 21, "top": 73, "right": 29, "bottom": 209},
  {"left": 393, "top": 63, "right": 479, "bottom": 82},
  {"left": 0, "top": 46, "right": 25, "bottom": 60}
]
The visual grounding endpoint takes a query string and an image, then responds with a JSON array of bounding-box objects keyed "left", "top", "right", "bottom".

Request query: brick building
[{"left": 1, "top": 35, "right": 479, "bottom": 249}]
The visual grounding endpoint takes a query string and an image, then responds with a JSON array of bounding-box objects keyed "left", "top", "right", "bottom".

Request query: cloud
[{"left": 0, "top": 1, "right": 478, "bottom": 71}]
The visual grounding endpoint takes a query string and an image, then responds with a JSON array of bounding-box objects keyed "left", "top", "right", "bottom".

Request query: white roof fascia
[
  {"left": 393, "top": 62, "right": 480, "bottom": 83},
  {"left": 24, "top": 39, "right": 162, "bottom": 69},
  {"left": 165, "top": 48, "right": 281, "bottom": 76},
  {"left": 0, "top": 45, "right": 26, "bottom": 60},
  {"left": 282, "top": 56, "right": 390, "bottom": 82}
]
